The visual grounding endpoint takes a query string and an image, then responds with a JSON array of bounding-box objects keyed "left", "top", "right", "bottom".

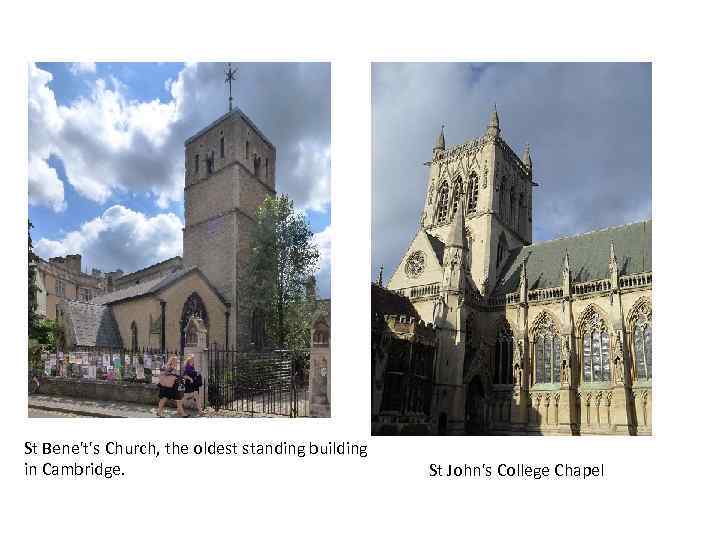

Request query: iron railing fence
[{"left": 204, "top": 344, "right": 310, "bottom": 417}]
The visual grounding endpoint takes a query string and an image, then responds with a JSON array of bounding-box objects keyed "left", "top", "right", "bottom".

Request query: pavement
[{"left": 27, "top": 394, "right": 268, "bottom": 418}]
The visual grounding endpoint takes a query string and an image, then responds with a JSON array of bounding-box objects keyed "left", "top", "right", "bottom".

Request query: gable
[{"left": 387, "top": 229, "right": 446, "bottom": 291}]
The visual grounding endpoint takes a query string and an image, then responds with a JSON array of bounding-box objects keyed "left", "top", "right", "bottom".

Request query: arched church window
[
  {"left": 467, "top": 173, "right": 478, "bottom": 212},
  {"left": 180, "top": 292, "right": 208, "bottom": 354},
  {"left": 494, "top": 323, "right": 513, "bottom": 385},
  {"left": 436, "top": 182, "right": 450, "bottom": 223},
  {"left": 130, "top": 321, "right": 138, "bottom": 352},
  {"left": 206, "top": 151, "right": 214, "bottom": 174},
  {"left": 509, "top": 186, "right": 516, "bottom": 228},
  {"left": 451, "top": 177, "right": 462, "bottom": 217},
  {"left": 533, "top": 314, "right": 561, "bottom": 384},
  {"left": 581, "top": 310, "right": 610, "bottom": 383},
  {"left": 499, "top": 176, "right": 507, "bottom": 221},
  {"left": 632, "top": 308, "right": 652, "bottom": 380}
]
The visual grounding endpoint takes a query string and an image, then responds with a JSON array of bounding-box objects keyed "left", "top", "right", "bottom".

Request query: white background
[{"left": 1, "top": 1, "right": 718, "bottom": 538}]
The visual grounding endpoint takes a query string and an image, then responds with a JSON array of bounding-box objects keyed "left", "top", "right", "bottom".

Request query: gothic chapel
[{"left": 375, "top": 107, "right": 652, "bottom": 435}]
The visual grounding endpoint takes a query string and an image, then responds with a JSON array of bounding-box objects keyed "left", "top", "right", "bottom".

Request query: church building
[
  {"left": 373, "top": 107, "right": 652, "bottom": 436},
  {"left": 59, "top": 104, "right": 276, "bottom": 354}
]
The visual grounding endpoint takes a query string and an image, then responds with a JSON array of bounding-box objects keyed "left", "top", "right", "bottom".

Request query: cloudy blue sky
[
  {"left": 28, "top": 62, "right": 331, "bottom": 297},
  {"left": 372, "top": 62, "right": 651, "bottom": 282}
]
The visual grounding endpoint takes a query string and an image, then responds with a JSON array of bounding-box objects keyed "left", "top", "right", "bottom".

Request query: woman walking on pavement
[
  {"left": 183, "top": 354, "right": 204, "bottom": 416},
  {"left": 157, "top": 355, "right": 188, "bottom": 418}
]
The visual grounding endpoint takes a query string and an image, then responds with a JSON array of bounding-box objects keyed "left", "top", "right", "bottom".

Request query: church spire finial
[
  {"left": 486, "top": 104, "right": 500, "bottom": 137},
  {"left": 608, "top": 241, "right": 619, "bottom": 290},
  {"left": 522, "top": 143, "right": 532, "bottom": 168},
  {"left": 609, "top": 241, "right": 618, "bottom": 269},
  {"left": 434, "top": 124, "right": 446, "bottom": 151},
  {"left": 224, "top": 62, "right": 238, "bottom": 113},
  {"left": 562, "top": 249, "right": 571, "bottom": 297},
  {"left": 377, "top": 264, "right": 384, "bottom": 287}
]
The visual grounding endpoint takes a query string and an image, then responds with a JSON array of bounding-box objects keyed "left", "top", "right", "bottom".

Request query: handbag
[
  {"left": 177, "top": 378, "right": 186, "bottom": 393},
  {"left": 158, "top": 372, "right": 176, "bottom": 388}
]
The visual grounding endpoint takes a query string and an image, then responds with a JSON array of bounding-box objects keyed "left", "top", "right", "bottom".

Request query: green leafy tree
[
  {"left": 244, "top": 195, "right": 320, "bottom": 350},
  {"left": 28, "top": 220, "right": 40, "bottom": 338}
]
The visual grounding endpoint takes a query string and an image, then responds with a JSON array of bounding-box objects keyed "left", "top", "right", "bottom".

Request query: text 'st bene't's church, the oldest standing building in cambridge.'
[{"left": 372, "top": 107, "right": 651, "bottom": 436}]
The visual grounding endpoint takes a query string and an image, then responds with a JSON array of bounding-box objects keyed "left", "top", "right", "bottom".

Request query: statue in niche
[
  {"left": 513, "top": 362, "right": 524, "bottom": 388},
  {"left": 432, "top": 295, "right": 446, "bottom": 326},
  {"left": 560, "top": 336, "right": 571, "bottom": 384},
  {"left": 613, "top": 330, "right": 625, "bottom": 384},
  {"left": 614, "top": 356, "right": 625, "bottom": 384},
  {"left": 513, "top": 340, "right": 524, "bottom": 388}
]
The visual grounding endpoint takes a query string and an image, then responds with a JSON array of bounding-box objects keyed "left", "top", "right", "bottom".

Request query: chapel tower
[
  {"left": 183, "top": 107, "right": 276, "bottom": 349},
  {"left": 421, "top": 106, "right": 535, "bottom": 295}
]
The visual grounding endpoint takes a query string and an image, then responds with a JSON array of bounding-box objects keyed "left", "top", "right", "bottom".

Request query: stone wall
[
  {"left": 38, "top": 377, "right": 159, "bottom": 405},
  {"left": 111, "top": 295, "right": 161, "bottom": 350}
]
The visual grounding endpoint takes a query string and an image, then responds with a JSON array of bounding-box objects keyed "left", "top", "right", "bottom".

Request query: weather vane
[{"left": 224, "top": 62, "right": 238, "bottom": 113}]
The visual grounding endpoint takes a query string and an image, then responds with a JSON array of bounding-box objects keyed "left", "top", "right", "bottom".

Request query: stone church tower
[
  {"left": 420, "top": 106, "right": 535, "bottom": 294},
  {"left": 387, "top": 107, "right": 535, "bottom": 433},
  {"left": 183, "top": 108, "right": 276, "bottom": 349}
]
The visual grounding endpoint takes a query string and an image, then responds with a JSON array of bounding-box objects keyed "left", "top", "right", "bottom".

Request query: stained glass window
[
  {"left": 495, "top": 324, "right": 513, "bottom": 385},
  {"left": 436, "top": 182, "right": 449, "bottom": 223},
  {"left": 451, "top": 178, "right": 462, "bottom": 217},
  {"left": 534, "top": 320, "right": 561, "bottom": 384},
  {"left": 467, "top": 173, "right": 478, "bottom": 212},
  {"left": 582, "top": 312, "right": 610, "bottom": 383},
  {"left": 634, "top": 314, "right": 652, "bottom": 380}
]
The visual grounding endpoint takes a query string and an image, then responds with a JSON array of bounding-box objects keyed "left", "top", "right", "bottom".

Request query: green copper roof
[{"left": 495, "top": 220, "right": 651, "bottom": 294}]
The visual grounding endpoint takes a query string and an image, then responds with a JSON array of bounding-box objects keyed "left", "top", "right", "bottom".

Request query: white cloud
[
  {"left": 35, "top": 205, "right": 183, "bottom": 273},
  {"left": 28, "top": 155, "right": 66, "bottom": 212},
  {"left": 293, "top": 142, "right": 331, "bottom": 213},
  {"left": 28, "top": 62, "right": 330, "bottom": 214},
  {"left": 68, "top": 62, "right": 96, "bottom": 75},
  {"left": 313, "top": 224, "right": 332, "bottom": 273},
  {"left": 312, "top": 224, "right": 331, "bottom": 298}
]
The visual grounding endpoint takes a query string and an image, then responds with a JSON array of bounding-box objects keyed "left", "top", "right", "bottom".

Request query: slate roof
[
  {"left": 184, "top": 108, "right": 275, "bottom": 150},
  {"left": 494, "top": 220, "right": 651, "bottom": 295},
  {"left": 62, "top": 300, "right": 123, "bottom": 348},
  {"left": 93, "top": 266, "right": 229, "bottom": 306},
  {"left": 426, "top": 233, "right": 445, "bottom": 264},
  {"left": 371, "top": 283, "right": 419, "bottom": 319}
]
